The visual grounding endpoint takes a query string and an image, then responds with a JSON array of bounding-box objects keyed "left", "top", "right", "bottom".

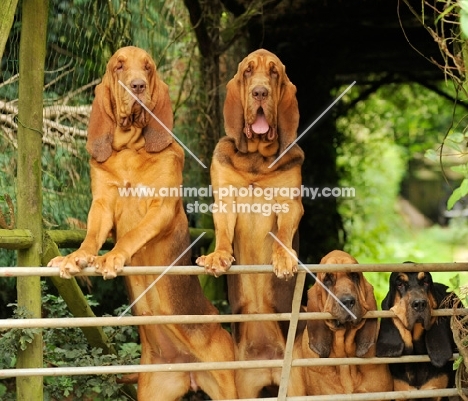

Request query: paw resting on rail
[
  {"left": 47, "top": 250, "right": 95, "bottom": 279},
  {"left": 272, "top": 246, "right": 298, "bottom": 280},
  {"left": 196, "top": 251, "right": 235, "bottom": 277},
  {"left": 93, "top": 250, "right": 127, "bottom": 280}
]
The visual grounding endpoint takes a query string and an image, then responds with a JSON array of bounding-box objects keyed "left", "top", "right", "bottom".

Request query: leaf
[
  {"left": 453, "top": 355, "right": 464, "bottom": 370},
  {"left": 461, "top": 11, "right": 468, "bottom": 38},
  {"left": 459, "top": 178, "right": 468, "bottom": 197},
  {"left": 425, "top": 148, "right": 440, "bottom": 163},
  {"left": 449, "top": 274, "right": 460, "bottom": 290},
  {"left": 461, "top": 0, "right": 468, "bottom": 12},
  {"left": 445, "top": 139, "right": 465, "bottom": 153},
  {"left": 448, "top": 132, "right": 466, "bottom": 143},
  {"left": 436, "top": 3, "right": 458, "bottom": 23},
  {"left": 447, "top": 187, "right": 462, "bottom": 210},
  {"left": 450, "top": 165, "right": 468, "bottom": 174}
]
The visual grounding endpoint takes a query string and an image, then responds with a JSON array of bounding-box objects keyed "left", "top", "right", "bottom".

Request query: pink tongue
[{"left": 251, "top": 113, "right": 269, "bottom": 134}]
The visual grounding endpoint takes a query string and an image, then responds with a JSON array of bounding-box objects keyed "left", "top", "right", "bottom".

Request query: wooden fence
[{"left": 1, "top": 260, "right": 468, "bottom": 400}]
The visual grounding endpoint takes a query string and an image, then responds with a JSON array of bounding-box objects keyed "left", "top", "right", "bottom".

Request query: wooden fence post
[{"left": 16, "top": 0, "right": 49, "bottom": 400}]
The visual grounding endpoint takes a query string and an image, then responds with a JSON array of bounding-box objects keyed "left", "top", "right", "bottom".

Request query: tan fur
[
  {"left": 196, "top": 49, "right": 304, "bottom": 397},
  {"left": 289, "top": 250, "right": 393, "bottom": 398},
  {"left": 49, "top": 46, "right": 237, "bottom": 400},
  {"left": 393, "top": 377, "right": 449, "bottom": 401},
  {"left": 390, "top": 273, "right": 437, "bottom": 333}
]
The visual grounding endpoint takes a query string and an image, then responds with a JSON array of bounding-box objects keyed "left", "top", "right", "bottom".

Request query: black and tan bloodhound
[
  {"left": 376, "top": 271, "right": 458, "bottom": 401},
  {"left": 196, "top": 48, "right": 304, "bottom": 397},
  {"left": 49, "top": 46, "right": 237, "bottom": 400},
  {"left": 289, "top": 250, "right": 393, "bottom": 397}
]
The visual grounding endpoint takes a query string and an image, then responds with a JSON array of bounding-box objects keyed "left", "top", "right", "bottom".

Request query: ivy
[{"left": 0, "top": 282, "right": 140, "bottom": 400}]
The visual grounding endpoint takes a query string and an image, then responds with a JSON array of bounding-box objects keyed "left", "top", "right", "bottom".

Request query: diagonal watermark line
[
  {"left": 118, "top": 231, "right": 206, "bottom": 318},
  {"left": 118, "top": 80, "right": 207, "bottom": 168},
  {"left": 268, "top": 231, "right": 357, "bottom": 320},
  {"left": 268, "top": 81, "right": 357, "bottom": 169}
]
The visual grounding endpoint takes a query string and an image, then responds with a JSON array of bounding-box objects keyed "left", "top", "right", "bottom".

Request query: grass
[{"left": 355, "top": 219, "right": 468, "bottom": 307}]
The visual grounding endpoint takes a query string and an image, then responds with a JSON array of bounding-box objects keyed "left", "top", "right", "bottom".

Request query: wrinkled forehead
[
  {"left": 318, "top": 271, "right": 363, "bottom": 284},
  {"left": 108, "top": 47, "right": 154, "bottom": 69},
  {"left": 240, "top": 51, "right": 283, "bottom": 72},
  {"left": 393, "top": 271, "right": 432, "bottom": 287}
]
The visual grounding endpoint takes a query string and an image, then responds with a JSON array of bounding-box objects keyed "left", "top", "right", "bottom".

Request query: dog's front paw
[
  {"left": 272, "top": 247, "right": 298, "bottom": 280},
  {"left": 93, "top": 251, "right": 126, "bottom": 280},
  {"left": 48, "top": 250, "right": 95, "bottom": 279},
  {"left": 196, "top": 251, "right": 235, "bottom": 277}
]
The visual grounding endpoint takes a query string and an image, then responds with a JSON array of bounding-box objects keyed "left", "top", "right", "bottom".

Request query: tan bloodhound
[
  {"left": 289, "top": 250, "right": 393, "bottom": 398},
  {"left": 49, "top": 46, "right": 237, "bottom": 400},
  {"left": 196, "top": 48, "right": 304, "bottom": 397}
]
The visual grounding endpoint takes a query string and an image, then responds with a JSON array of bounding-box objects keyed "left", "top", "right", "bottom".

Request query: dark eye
[
  {"left": 144, "top": 61, "right": 152, "bottom": 71},
  {"left": 115, "top": 61, "right": 123, "bottom": 72},
  {"left": 397, "top": 280, "right": 406, "bottom": 290},
  {"left": 270, "top": 66, "right": 278, "bottom": 78},
  {"left": 323, "top": 273, "right": 334, "bottom": 287},
  {"left": 349, "top": 272, "right": 360, "bottom": 283},
  {"left": 244, "top": 66, "right": 252, "bottom": 77}
]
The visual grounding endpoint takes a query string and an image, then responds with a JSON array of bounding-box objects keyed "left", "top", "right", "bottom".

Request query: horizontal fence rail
[
  {"left": 226, "top": 389, "right": 466, "bottom": 401},
  {"left": 3, "top": 262, "right": 468, "bottom": 276},
  {"left": 1, "top": 262, "right": 467, "bottom": 401},
  {"left": 0, "top": 354, "right": 460, "bottom": 378},
  {"left": 4, "top": 262, "right": 468, "bottom": 277},
  {"left": 0, "top": 309, "right": 466, "bottom": 329}
]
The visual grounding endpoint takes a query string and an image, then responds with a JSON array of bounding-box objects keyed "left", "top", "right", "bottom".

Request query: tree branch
[{"left": 183, "top": 0, "right": 213, "bottom": 58}]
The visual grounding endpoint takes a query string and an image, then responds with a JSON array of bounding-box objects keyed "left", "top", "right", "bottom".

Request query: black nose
[
  {"left": 340, "top": 295, "right": 356, "bottom": 310},
  {"left": 252, "top": 85, "right": 268, "bottom": 101},
  {"left": 411, "top": 299, "right": 428, "bottom": 312},
  {"left": 130, "top": 79, "right": 146, "bottom": 94}
]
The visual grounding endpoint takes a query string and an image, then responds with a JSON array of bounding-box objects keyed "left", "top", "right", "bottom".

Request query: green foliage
[
  {"left": 0, "top": 382, "right": 7, "bottom": 397},
  {"left": 336, "top": 81, "right": 468, "bottom": 305},
  {"left": 426, "top": 129, "right": 468, "bottom": 211},
  {"left": 359, "top": 222, "right": 468, "bottom": 307},
  {"left": 41, "top": 141, "right": 91, "bottom": 230},
  {"left": 0, "top": 305, "right": 40, "bottom": 369},
  {"left": 337, "top": 85, "right": 408, "bottom": 259},
  {"left": 460, "top": 0, "right": 468, "bottom": 37},
  {"left": 338, "top": 82, "right": 464, "bottom": 258},
  {"left": 421, "top": 0, "right": 468, "bottom": 216},
  {"left": 0, "top": 282, "right": 140, "bottom": 400}
]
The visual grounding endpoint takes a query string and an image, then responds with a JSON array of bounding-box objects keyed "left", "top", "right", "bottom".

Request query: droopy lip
[{"left": 244, "top": 107, "right": 276, "bottom": 140}]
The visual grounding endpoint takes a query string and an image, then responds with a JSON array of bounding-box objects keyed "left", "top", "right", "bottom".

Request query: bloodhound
[
  {"left": 48, "top": 46, "right": 237, "bottom": 400},
  {"left": 289, "top": 250, "right": 393, "bottom": 398},
  {"left": 196, "top": 48, "right": 304, "bottom": 397},
  {"left": 376, "top": 271, "right": 458, "bottom": 401}
]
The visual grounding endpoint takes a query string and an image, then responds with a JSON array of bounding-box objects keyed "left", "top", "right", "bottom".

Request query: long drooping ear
[
  {"left": 277, "top": 76, "right": 299, "bottom": 155},
  {"left": 86, "top": 79, "right": 116, "bottom": 162},
  {"left": 375, "top": 292, "right": 405, "bottom": 357},
  {"left": 426, "top": 283, "right": 455, "bottom": 367},
  {"left": 355, "top": 280, "right": 378, "bottom": 357},
  {"left": 223, "top": 76, "right": 247, "bottom": 153},
  {"left": 144, "top": 78, "right": 173, "bottom": 153},
  {"left": 307, "top": 283, "right": 333, "bottom": 357},
  {"left": 426, "top": 316, "right": 454, "bottom": 367}
]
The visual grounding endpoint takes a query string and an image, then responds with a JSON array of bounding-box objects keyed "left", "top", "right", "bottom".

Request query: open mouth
[
  {"left": 251, "top": 108, "right": 270, "bottom": 134},
  {"left": 244, "top": 108, "right": 276, "bottom": 140}
]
